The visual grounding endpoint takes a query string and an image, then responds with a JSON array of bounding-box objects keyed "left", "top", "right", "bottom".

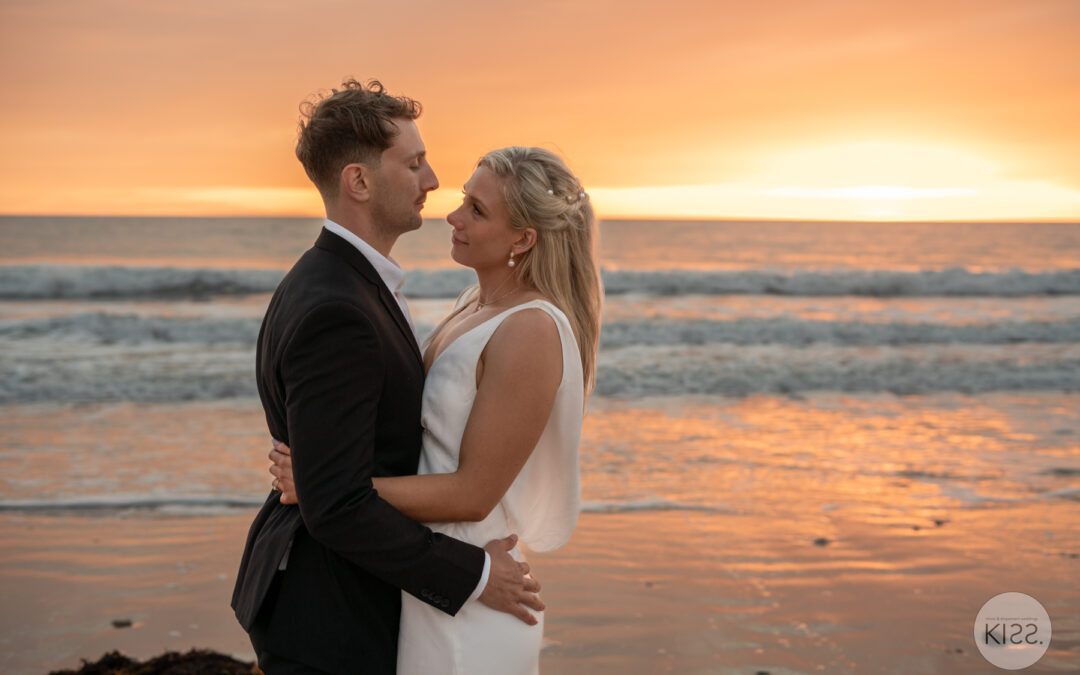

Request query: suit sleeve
[{"left": 281, "top": 301, "right": 484, "bottom": 615}]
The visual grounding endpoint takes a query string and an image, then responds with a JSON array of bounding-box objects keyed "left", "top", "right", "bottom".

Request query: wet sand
[{"left": 3, "top": 499, "right": 1077, "bottom": 675}]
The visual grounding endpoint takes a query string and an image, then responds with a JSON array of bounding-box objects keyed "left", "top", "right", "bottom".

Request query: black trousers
[{"left": 248, "top": 572, "right": 333, "bottom": 675}]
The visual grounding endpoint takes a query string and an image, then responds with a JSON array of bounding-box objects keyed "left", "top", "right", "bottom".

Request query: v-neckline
[{"left": 424, "top": 300, "right": 544, "bottom": 376}]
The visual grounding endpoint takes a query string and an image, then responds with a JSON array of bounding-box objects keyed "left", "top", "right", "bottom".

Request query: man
[{"left": 232, "top": 79, "right": 541, "bottom": 674}]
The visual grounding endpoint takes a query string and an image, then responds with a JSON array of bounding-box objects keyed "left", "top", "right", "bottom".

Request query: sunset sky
[{"left": 1, "top": 0, "right": 1078, "bottom": 220}]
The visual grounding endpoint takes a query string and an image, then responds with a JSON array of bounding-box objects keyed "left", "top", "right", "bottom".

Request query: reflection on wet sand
[{"left": 2, "top": 393, "right": 1076, "bottom": 673}]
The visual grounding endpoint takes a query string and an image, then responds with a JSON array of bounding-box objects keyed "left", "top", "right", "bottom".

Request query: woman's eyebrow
[{"left": 463, "top": 188, "right": 489, "bottom": 212}]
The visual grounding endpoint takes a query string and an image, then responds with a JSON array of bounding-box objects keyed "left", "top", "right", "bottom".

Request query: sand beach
[{"left": 2, "top": 393, "right": 1077, "bottom": 674}]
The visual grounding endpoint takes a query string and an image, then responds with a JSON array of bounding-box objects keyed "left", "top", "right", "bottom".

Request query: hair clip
[{"left": 549, "top": 187, "right": 587, "bottom": 202}]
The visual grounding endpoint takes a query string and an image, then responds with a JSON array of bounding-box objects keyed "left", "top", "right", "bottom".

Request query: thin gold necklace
[{"left": 475, "top": 273, "right": 518, "bottom": 311}]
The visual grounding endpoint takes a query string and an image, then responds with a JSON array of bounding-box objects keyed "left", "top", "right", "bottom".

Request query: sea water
[
  {"left": 1, "top": 216, "right": 1078, "bottom": 672},
  {"left": 1, "top": 216, "right": 1078, "bottom": 508}
]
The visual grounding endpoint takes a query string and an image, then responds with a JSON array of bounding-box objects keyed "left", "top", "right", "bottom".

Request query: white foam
[
  {"left": 600, "top": 267, "right": 1080, "bottom": 297},
  {"left": 0, "top": 495, "right": 265, "bottom": 512},
  {"left": 599, "top": 317, "right": 1080, "bottom": 348},
  {"left": 5, "top": 264, "right": 1080, "bottom": 300},
  {"left": 579, "top": 498, "right": 738, "bottom": 514},
  {"left": 4, "top": 312, "right": 1078, "bottom": 350},
  {"left": 595, "top": 343, "right": 1080, "bottom": 397}
]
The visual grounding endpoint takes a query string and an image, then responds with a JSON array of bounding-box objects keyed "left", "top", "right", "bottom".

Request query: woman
[{"left": 270, "top": 146, "right": 601, "bottom": 674}]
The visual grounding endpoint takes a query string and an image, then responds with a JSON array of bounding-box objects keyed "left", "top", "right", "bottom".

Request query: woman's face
[{"left": 447, "top": 166, "right": 519, "bottom": 271}]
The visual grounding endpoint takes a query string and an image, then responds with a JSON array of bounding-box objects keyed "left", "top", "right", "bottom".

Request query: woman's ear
[
  {"left": 513, "top": 228, "right": 538, "bottom": 255},
  {"left": 340, "top": 163, "right": 372, "bottom": 203}
]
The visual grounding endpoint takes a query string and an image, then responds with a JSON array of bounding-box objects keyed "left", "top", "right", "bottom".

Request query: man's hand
[
  {"left": 269, "top": 439, "right": 298, "bottom": 505},
  {"left": 478, "top": 534, "right": 545, "bottom": 626}
]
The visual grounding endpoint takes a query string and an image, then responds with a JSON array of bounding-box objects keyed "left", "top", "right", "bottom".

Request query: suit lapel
[{"left": 313, "top": 228, "right": 423, "bottom": 365}]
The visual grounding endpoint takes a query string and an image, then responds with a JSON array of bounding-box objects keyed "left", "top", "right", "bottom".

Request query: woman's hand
[{"left": 268, "top": 439, "right": 298, "bottom": 505}]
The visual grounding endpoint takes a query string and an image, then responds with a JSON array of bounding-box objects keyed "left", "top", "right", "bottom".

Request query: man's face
[{"left": 368, "top": 118, "right": 439, "bottom": 236}]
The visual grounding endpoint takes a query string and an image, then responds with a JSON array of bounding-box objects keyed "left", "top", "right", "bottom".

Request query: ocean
[{"left": 1, "top": 216, "right": 1078, "bottom": 673}]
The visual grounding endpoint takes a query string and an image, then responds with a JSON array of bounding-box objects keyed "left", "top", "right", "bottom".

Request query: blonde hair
[{"left": 477, "top": 146, "right": 602, "bottom": 394}]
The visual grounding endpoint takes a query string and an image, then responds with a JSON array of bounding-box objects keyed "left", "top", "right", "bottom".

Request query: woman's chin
[{"left": 449, "top": 248, "right": 473, "bottom": 270}]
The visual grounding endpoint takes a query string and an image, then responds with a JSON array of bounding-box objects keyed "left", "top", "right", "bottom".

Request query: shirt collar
[{"left": 322, "top": 218, "right": 406, "bottom": 295}]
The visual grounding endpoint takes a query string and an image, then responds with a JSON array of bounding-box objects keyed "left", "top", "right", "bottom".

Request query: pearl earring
[{"left": 508, "top": 251, "right": 516, "bottom": 268}]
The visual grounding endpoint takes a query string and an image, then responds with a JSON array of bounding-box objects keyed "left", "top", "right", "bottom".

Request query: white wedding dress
[{"left": 396, "top": 299, "right": 583, "bottom": 675}]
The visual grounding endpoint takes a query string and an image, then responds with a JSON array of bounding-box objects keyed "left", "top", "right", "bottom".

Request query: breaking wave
[
  {"left": 3, "top": 312, "right": 1078, "bottom": 348},
  {"left": 4, "top": 264, "right": 1080, "bottom": 300},
  {"left": 3, "top": 342, "right": 1078, "bottom": 403}
]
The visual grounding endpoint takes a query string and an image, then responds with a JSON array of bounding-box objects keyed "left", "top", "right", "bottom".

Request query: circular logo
[{"left": 974, "top": 592, "right": 1051, "bottom": 670}]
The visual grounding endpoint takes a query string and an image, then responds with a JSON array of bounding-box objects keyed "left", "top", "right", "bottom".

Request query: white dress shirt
[{"left": 323, "top": 219, "right": 418, "bottom": 344}]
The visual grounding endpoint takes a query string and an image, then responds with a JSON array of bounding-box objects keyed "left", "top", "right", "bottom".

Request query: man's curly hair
[{"left": 295, "top": 79, "right": 422, "bottom": 197}]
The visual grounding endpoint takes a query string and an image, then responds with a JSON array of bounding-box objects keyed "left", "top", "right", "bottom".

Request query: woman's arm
[
  {"left": 375, "top": 308, "right": 562, "bottom": 522},
  {"left": 269, "top": 308, "right": 563, "bottom": 522}
]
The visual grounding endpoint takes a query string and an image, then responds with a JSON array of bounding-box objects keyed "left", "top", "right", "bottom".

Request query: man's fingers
[
  {"left": 478, "top": 533, "right": 545, "bottom": 626},
  {"left": 519, "top": 591, "right": 545, "bottom": 613},
  {"left": 509, "top": 604, "right": 539, "bottom": 626}
]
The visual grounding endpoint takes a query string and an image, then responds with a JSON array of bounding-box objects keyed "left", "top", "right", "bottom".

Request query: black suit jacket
[{"left": 232, "top": 228, "right": 485, "bottom": 674}]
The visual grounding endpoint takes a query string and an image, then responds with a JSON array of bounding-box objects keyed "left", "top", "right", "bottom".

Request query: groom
[{"left": 232, "top": 79, "right": 542, "bottom": 674}]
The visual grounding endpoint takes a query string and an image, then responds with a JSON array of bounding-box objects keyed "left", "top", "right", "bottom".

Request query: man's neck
[{"left": 324, "top": 209, "right": 396, "bottom": 258}]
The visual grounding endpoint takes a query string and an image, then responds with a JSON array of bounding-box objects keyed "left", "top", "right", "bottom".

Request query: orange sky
[{"left": 1, "top": 0, "right": 1078, "bottom": 220}]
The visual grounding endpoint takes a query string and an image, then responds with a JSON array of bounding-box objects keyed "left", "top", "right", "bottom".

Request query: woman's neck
[{"left": 474, "top": 266, "right": 526, "bottom": 310}]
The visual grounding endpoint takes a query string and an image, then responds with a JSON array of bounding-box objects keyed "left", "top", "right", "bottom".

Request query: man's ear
[
  {"left": 340, "top": 163, "right": 372, "bottom": 203},
  {"left": 513, "top": 228, "right": 538, "bottom": 255}
]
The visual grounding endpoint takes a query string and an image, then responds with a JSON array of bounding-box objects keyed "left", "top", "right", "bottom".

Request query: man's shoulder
[
  {"left": 262, "top": 248, "right": 381, "bottom": 335},
  {"left": 279, "top": 246, "right": 374, "bottom": 300}
]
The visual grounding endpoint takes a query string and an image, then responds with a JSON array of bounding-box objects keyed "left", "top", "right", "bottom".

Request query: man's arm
[{"left": 282, "top": 300, "right": 482, "bottom": 615}]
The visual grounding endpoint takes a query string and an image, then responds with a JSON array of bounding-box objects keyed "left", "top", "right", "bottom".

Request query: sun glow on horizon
[
  {"left": 580, "top": 142, "right": 1080, "bottom": 221},
  {"left": 2, "top": 138, "right": 1077, "bottom": 221}
]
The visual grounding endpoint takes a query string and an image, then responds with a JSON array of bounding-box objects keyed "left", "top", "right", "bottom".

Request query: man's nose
[{"left": 423, "top": 164, "right": 439, "bottom": 192}]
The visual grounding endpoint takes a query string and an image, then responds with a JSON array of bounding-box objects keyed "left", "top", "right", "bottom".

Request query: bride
[{"left": 270, "top": 145, "right": 601, "bottom": 674}]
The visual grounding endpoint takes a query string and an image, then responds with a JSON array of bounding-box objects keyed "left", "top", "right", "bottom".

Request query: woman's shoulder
[
  {"left": 513, "top": 294, "right": 568, "bottom": 318},
  {"left": 500, "top": 297, "right": 560, "bottom": 334},
  {"left": 488, "top": 298, "right": 563, "bottom": 354},
  {"left": 482, "top": 300, "right": 564, "bottom": 387}
]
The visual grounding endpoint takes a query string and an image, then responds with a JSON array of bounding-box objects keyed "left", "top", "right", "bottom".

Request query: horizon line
[{"left": 1, "top": 212, "right": 1078, "bottom": 225}]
